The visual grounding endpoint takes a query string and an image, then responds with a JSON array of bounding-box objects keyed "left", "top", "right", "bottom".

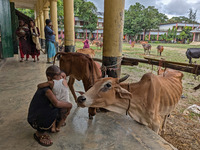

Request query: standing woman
[
  {"left": 29, "top": 20, "right": 41, "bottom": 62},
  {"left": 44, "top": 19, "right": 56, "bottom": 63},
  {"left": 16, "top": 20, "right": 31, "bottom": 62},
  {"left": 83, "top": 39, "right": 90, "bottom": 49}
]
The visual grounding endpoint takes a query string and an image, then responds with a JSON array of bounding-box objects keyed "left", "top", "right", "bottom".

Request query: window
[{"left": 80, "top": 21, "right": 84, "bottom": 26}]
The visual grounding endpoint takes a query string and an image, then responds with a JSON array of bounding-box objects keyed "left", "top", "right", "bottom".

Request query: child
[
  {"left": 23, "top": 23, "right": 29, "bottom": 31},
  {"left": 38, "top": 68, "right": 71, "bottom": 132},
  {"left": 28, "top": 65, "right": 72, "bottom": 146},
  {"left": 19, "top": 24, "right": 29, "bottom": 40}
]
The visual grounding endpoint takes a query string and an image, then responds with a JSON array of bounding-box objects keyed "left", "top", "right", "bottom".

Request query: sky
[{"left": 87, "top": 0, "right": 200, "bottom": 22}]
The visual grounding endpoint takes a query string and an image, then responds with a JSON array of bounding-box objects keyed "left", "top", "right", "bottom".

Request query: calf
[
  {"left": 92, "top": 40, "right": 100, "bottom": 45},
  {"left": 130, "top": 41, "right": 135, "bottom": 49},
  {"left": 76, "top": 48, "right": 95, "bottom": 58},
  {"left": 77, "top": 69, "right": 183, "bottom": 134},
  {"left": 186, "top": 48, "right": 200, "bottom": 63},
  {"left": 157, "top": 45, "right": 164, "bottom": 56},
  {"left": 96, "top": 41, "right": 103, "bottom": 50},
  {"left": 140, "top": 41, "right": 148, "bottom": 45},
  {"left": 142, "top": 44, "right": 151, "bottom": 55}
]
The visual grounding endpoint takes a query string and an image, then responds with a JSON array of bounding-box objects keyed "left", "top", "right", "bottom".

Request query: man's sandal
[{"left": 33, "top": 133, "right": 53, "bottom": 147}]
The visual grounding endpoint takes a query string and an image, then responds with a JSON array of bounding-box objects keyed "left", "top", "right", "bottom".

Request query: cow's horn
[{"left": 119, "top": 74, "right": 130, "bottom": 83}]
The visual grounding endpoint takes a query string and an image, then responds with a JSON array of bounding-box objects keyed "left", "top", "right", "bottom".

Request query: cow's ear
[{"left": 115, "top": 86, "right": 132, "bottom": 100}]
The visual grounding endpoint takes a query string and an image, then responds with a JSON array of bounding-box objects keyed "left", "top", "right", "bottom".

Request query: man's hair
[{"left": 46, "top": 65, "right": 61, "bottom": 78}]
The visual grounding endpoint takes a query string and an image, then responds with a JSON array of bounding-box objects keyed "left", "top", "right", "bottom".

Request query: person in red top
[{"left": 16, "top": 20, "right": 31, "bottom": 62}]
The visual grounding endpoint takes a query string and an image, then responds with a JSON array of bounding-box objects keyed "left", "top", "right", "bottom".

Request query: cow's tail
[
  {"left": 53, "top": 52, "right": 68, "bottom": 65},
  {"left": 186, "top": 49, "right": 192, "bottom": 63},
  {"left": 186, "top": 49, "right": 190, "bottom": 59}
]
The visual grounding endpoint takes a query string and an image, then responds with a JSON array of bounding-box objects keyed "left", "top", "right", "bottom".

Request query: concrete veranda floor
[{"left": 0, "top": 54, "right": 177, "bottom": 150}]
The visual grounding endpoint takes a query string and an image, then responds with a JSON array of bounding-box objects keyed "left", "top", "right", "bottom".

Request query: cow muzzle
[{"left": 77, "top": 95, "right": 86, "bottom": 107}]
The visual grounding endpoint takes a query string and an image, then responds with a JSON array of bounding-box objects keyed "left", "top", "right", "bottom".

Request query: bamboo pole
[
  {"left": 93, "top": 57, "right": 200, "bottom": 75},
  {"left": 143, "top": 57, "right": 197, "bottom": 67},
  {"left": 122, "top": 57, "right": 200, "bottom": 75}
]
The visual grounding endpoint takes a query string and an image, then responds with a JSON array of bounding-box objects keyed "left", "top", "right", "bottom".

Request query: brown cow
[
  {"left": 140, "top": 41, "right": 148, "bottom": 45},
  {"left": 77, "top": 69, "right": 183, "bottom": 134},
  {"left": 92, "top": 40, "right": 100, "bottom": 45},
  {"left": 96, "top": 41, "right": 103, "bottom": 50},
  {"left": 130, "top": 41, "right": 135, "bottom": 49},
  {"left": 142, "top": 44, "right": 151, "bottom": 55},
  {"left": 76, "top": 48, "right": 95, "bottom": 58},
  {"left": 157, "top": 45, "right": 164, "bottom": 56},
  {"left": 54, "top": 52, "right": 102, "bottom": 119}
]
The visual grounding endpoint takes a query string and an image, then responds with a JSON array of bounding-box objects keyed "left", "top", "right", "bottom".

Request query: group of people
[
  {"left": 16, "top": 20, "right": 40, "bottom": 62},
  {"left": 23, "top": 18, "right": 69, "bottom": 146},
  {"left": 27, "top": 65, "right": 72, "bottom": 146},
  {"left": 16, "top": 19, "right": 56, "bottom": 63}
]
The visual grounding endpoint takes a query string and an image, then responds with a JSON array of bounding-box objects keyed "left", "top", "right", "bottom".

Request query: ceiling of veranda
[{"left": 10, "top": 0, "right": 38, "bottom": 9}]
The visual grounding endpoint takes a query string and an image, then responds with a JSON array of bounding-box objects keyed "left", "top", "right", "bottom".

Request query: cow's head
[
  {"left": 77, "top": 75, "right": 132, "bottom": 113},
  {"left": 142, "top": 44, "right": 145, "bottom": 47}
]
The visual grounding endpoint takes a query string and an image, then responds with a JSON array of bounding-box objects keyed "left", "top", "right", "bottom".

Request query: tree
[
  {"left": 165, "top": 28, "right": 177, "bottom": 43},
  {"left": 57, "top": 0, "right": 64, "bottom": 24},
  {"left": 142, "top": 6, "right": 168, "bottom": 31},
  {"left": 167, "top": 9, "right": 198, "bottom": 24},
  {"left": 124, "top": 3, "right": 145, "bottom": 40},
  {"left": 74, "top": 0, "right": 85, "bottom": 16},
  {"left": 79, "top": 1, "right": 98, "bottom": 38},
  {"left": 177, "top": 26, "right": 193, "bottom": 43},
  {"left": 168, "top": 16, "right": 190, "bottom": 23},
  {"left": 124, "top": 3, "right": 168, "bottom": 41},
  {"left": 160, "top": 33, "right": 167, "bottom": 41},
  {"left": 188, "top": 8, "right": 198, "bottom": 23},
  {"left": 17, "top": 8, "right": 34, "bottom": 19}
]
